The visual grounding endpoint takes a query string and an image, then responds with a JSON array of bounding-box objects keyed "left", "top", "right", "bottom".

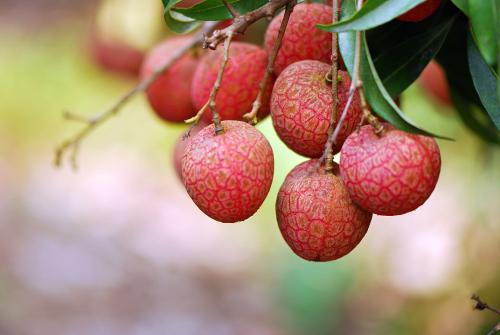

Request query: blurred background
[{"left": 0, "top": 0, "right": 499, "bottom": 334}]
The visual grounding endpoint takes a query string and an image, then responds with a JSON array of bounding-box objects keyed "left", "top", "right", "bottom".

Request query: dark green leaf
[
  {"left": 436, "top": 15, "right": 499, "bottom": 144},
  {"left": 173, "top": 0, "right": 268, "bottom": 21},
  {"left": 467, "top": 0, "right": 498, "bottom": 65},
  {"left": 163, "top": 0, "right": 201, "bottom": 33},
  {"left": 338, "top": 0, "right": 448, "bottom": 139},
  {"left": 373, "top": 15, "right": 455, "bottom": 97},
  {"left": 467, "top": 33, "right": 500, "bottom": 129},
  {"left": 319, "top": 0, "right": 425, "bottom": 33},
  {"left": 450, "top": 0, "right": 469, "bottom": 14},
  {"left": 450, "top": 91, "right": 500, "bottom": 144}
]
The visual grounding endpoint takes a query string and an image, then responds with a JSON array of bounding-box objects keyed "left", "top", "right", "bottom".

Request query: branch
[
  {"left": 244, "top": 0, "right": 296, "bottom": 124},
  {"left": 203, "top": 0, "right": 296, "bottom": 50},
  {"left": 324, "top": 0, "right": 340, "bottom": 173},
  {"left": 222, "top": 0, "right": 239, "bottom": 18},
  {"left": 54, "top": 22, "right": 218, "bottom": 169},
  {"left": 472, "top": 294, "right": 500, "bottom": 315},
  {"left": 209, "top": 31, "right": 235, "bottom": 134},
  {"left": 471, "top": 295, "right": 500, "bottom": 335},
  {"left": 319, "top": 0, "right": 382, "bottom": 167}
]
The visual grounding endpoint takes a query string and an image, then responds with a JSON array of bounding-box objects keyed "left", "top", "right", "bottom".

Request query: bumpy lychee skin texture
[
  {"left": 340, "top": 124, "right": 441, "bottom": 216},
  {"left": 191, "top": 42, "right": 274, "bottom": 122},
  {"left": 398, "top": 0, "right": 441, "bottom": 22},
  {"left": 277, "top": 159, "right": 372, "bottom": 262},
  {"left": 271, "top": 60, "right": 363, "bottom": 158},
  {"left": 140, "top": 36, "right": 199, "bottom": 123},
  {"left": 265, "top": 3, "right": 332, "bottom": 75},
  {"left": 182, "top": 121, "right": 274, "bottom": 223},
  {"left": 173, "top": 121, "right": 208, "bottom": 181}
]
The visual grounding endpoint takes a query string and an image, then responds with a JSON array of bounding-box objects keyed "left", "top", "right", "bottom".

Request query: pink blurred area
[{"left": 0, "top": 1, "right": 499, "bottom": 335}]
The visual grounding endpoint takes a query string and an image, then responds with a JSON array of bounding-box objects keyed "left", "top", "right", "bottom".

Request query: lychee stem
[
  {"left": 222, "top": 0, "right": 239, "bottom": 18},
  {"left": 203, "top": 0, "right": 298, "bottom": 50},
  {"left": 54, "top": 21, "right": 219, "bottom": 170},
  {"left": 244, "top": 0, "right": 296, "bottom": 125},
  {"left": 208, "top": 31, "right": 235, "bottom": 135},
  {"left": 324, "top": 0, "right": 340, "bottom": 174}
]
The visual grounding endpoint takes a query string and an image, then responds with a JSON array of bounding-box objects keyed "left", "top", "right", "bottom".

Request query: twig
[
  {"left": 471, "top": 295, "right": 500, "bottom": 335},
  {"left": 203, "top": 0, "right": 296, "bottom": 50},
  {"left": 208, "top": 31, "right": 235, "bottom": 134},
  {"left": 54, "top": 22, "right": 219, "bottom": 169},
  {"left": 319, "top": 0, "right": 382, "bottom": 167},
  {"left": 222, "top": 0, "right": 239, "bottom": 18},
  {"left": 244, "top": 0, "right": 296, "bottom": 124},
  {"left": 472, "top": 294, "right": 500, "bottom": 315},
  {"left": 324, "top": 0, "right": 340, "bottom": 173}
]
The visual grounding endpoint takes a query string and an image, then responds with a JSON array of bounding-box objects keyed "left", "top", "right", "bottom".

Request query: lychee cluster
[{"left": 120, "top": 2, "right": 443, "bottom": 262}]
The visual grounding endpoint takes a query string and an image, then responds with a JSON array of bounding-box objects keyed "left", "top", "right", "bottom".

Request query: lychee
[
  {"left": 264, "top": 3, "right": 333, "bottom": 75},
  {"left": 270, "top": 60, "right": 363, "bottom": 158},
  {"left": 182, "top": 121, "right": 274, "bottom": 223},
  {"left": 276, "top": 159, "right": 372, "bottom": 261},
  {"left": 173, "top": 121, "right": 209, "bottom": 181},
  {"left": 340, "top": 124, "right": 441, "bottom": 216},
  {"left": 141, "top": 36, "right": 200, "bottom": 123},
  {"left": 419, "top": 60, "right": 451, "bottom": 106},
  {"left": 191, "top": 42, "right": 274, "bottom": 122},
  {"left": 398, "top": 0, "right": 441, "bottom": 22}
]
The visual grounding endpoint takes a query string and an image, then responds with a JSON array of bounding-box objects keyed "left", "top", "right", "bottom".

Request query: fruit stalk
[
  {"left": 324, "top": 0, "right": 340, "bottom": 173},
  {"left": 244, "top": 0, "right": 297, "bottom": 125},
  {"left": 208, "top": 31, "right": 235, "bottom": 134},
  {"left": 203, "top": 0, "right": 298, "bottom": 50},
  {"left": 54, "top": 21, "right": 219, "bottom": 169}
]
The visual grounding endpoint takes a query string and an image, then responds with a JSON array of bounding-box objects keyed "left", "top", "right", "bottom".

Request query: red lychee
[
  {"left": 182, "top": 121, "right": 274, "bottom": 223},
  {"left": 270, "top": 60, "right": 363, "bottom": 158},
  {"left": 141, "top": 36, "right": 200, "bottom": 123},
  {"left": 276, "top": 159, "right": 372, "bottom": 262},
  {"left": 90, "top": 31, "right": 144, "bottom": 76},
  {"left": 191, "top": 42, "right": 274, "bottom": 122},
  {"left": 419, "top": 60, "right": 451, "bottom": 106},
  {"left": 264, "top": 3, "right": 333, "bottom": 75},
  {"left": 340, "top": 124, "right": 441, "bottom": 216},
  {"left": 173, "top": 121, "right": 209, "bottom": 181},
  {"left": 398, "top": 0, "right": 441, "bottom": 22}
]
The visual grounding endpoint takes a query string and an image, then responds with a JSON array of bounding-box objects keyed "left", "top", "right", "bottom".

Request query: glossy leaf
[
  {"left": 467, "top": 0, "right": 498, "bottom": 65},
  {"left": 173, "top": 0, "right": 268, "bottom": 21},
  {"left": 338, "top": 0, "right": 448, "bottom": 138},
  {"left": 467, "top": 33, "right": 500, "bottom": 129},
  {"left": 373, "top": 15, "right": 455, "bottom": 97},
  {"left": 319, "top": 0, "right": 425, "bottom": 32},
  {"left": 450, "top": 0, "right": 469, "bottom": 14},
  {"left": 163, "top": 0, "right": 201, "bottom": 33}
]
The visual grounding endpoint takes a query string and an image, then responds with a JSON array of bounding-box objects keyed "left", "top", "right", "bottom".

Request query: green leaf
[
  {"left": 450, "top": 90, "right": 500, "bottom": 144},
  {"left": 173, "top": 0, "right": 268, "bottom": 21},
  {"left": 467, "top": 0, "right": 498, "bottom": 65},
  {"left": 467, "top": 33, "right": 500, "bottom": 130},
  {"left": 338, "top": 0, "right": 448, "bottom": 139},
  {"left": 436, "top": 15, "right": 499, "bottom": 144},
  {"left": 318, "top": 0, "right": 426, "bottom": 33},
  {"left": 450, "top": 0, "right": 469, "bottom": 14},
  {"left": 373, "top": 15, "right": 455, "bottom": 97},
  {"left": 163, "top": 0, "right": 201, "bottom": 33}
]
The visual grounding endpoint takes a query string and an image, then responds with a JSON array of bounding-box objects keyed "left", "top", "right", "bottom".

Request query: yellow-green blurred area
[{"left": 0, "top": 1, "right": 499, "bottom": 334}]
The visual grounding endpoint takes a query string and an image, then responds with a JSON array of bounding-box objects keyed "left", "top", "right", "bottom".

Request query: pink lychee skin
[
  {"left": 191, "top": 42, "right": 274, "bottom": 122},
  {"left": 340, "top": 124, "right": 441, "bottom": 216},
  {"left": 398, "top": 0, "right": 441, "bottom": 22},
  {"left": 140, "top": 36, "right": 199, "bottom": 123},
  {"left": 271, "top": 60, "right": 363, "bottom": 158},
  {"left": 173, "top": 121, "right": 209, "bottom": 181},
  {"left": 276, "top": 159, "right": 372, "bottom": 262},
  {"left": 265, "top": 3, "right": 332, "bottom": 76},
  {"left": 182, "top": 121, "right": 274, "bottom": 223}
]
